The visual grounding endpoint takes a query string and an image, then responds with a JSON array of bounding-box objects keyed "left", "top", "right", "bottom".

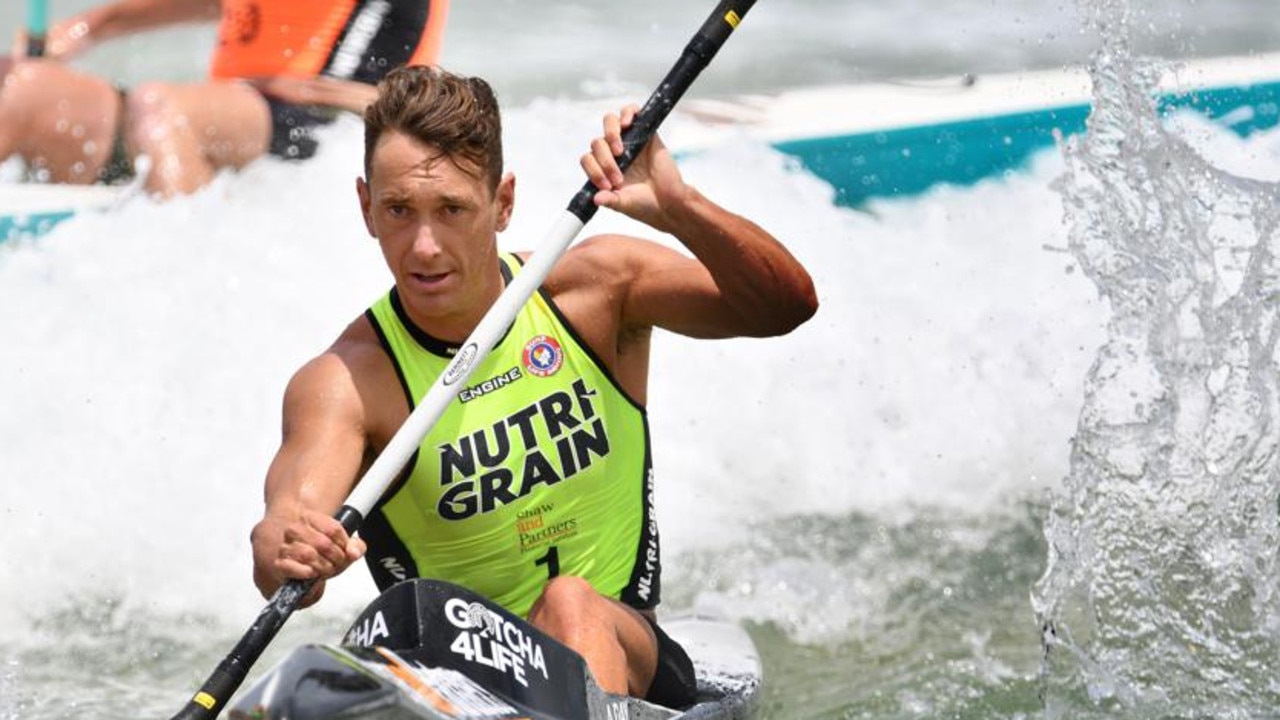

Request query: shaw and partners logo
[{"left": 445, "top": 598, "right": 549, "bottom": 687}]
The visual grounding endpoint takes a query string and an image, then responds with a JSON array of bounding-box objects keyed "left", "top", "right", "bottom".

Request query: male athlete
[{"left": 250, "top": 66, "right": 817, "bottom": 707}]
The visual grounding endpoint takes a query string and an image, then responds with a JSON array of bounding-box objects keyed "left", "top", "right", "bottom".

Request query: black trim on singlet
[
  {"left": 364, "top": 306, "right": 416, "bottom": 409},
  {"left": 388, "top": 288, "right": 459, "bottom": 359},
  {"left": 323, "top": 0, "right": 433, "bottom": 83},
  {"left": 360, "top": 504, "right": 422, "bottom": 591},
  {"left": 362, "top": 305, "right": 424, "bottom": 592},
  {"left": 619, "top": 421, "right": 660, "bottom": 610}
]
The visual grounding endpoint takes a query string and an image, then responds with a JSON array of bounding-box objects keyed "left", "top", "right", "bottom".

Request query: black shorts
[
  {"left": 263, "top": 96, "right": 342, "bottom": 161},
  {"left": 97, "top": 86, "right": 133, "bottom": 185},
  {"left": 643, "top": 615, "right": 699, "bottom": 709}
]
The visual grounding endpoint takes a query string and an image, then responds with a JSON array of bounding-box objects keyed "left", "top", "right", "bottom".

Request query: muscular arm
[
  {"left": 251, "top": 76, "right": 381, "bottom": 114},
  {"left": 251, "top": 348, "right": 370, "bottom": 604},
  {"left": 580, "top": 107, "right": 818, "bottom": 340},
  {"left": 45, "top": 0, "right": 220, "bottom": 58},
  {"left": 625, "top": 191, "right": 816, "bottom": 339}
]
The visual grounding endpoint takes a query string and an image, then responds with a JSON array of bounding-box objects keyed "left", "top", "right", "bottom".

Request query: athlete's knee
[
  {"left": 528, "top": 576, "right": 602, "bottom": 629},
  {"left": 535, "top": 575, "right": 599, "bottom": 612}
]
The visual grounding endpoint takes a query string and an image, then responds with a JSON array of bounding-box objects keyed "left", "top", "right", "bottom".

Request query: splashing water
[
  {"left": 1033, "top": 0, "right": 1280, "bottom": 716},
  {"left": 6, "top": 2, "right": 1280, "bottom": 718}
]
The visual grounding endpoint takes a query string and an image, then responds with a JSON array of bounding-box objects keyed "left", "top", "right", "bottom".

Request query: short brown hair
[{"left": 363, "top": 66, "right": 503, "bottom": 191}]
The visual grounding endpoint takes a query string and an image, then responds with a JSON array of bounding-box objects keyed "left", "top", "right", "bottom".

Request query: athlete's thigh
[{"left": 147, "top": 80, "right": 271, "bottom": 169}]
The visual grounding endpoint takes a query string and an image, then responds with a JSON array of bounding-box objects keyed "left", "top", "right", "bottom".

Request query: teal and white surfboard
[
  {"left": 0, "top": 182, "right": 132, "bottom": 242},
  {"left": 674, "top": 50, "right": 1280, "bottom": 206}
]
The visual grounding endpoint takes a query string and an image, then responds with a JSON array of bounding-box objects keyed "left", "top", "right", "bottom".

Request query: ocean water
[{"left": 1, "top": 1, "right": 1279, "bottom": 718}]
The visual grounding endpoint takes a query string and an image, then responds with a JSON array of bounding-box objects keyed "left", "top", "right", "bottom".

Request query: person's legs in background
[
  {"left": 125, "top": 80, "right": 271, "bottom": 197},
  {"left": 0, "top": 59, "right": 122, "bottom": 183}
]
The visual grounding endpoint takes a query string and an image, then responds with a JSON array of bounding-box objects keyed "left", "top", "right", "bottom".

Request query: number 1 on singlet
[{"left": 535, "top": 546, "right": 560, "bottom": 578}]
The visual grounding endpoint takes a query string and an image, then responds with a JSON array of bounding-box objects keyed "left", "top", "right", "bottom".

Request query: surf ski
[{"left": 226, "top": 578, "right": 761, "bottom": 720}]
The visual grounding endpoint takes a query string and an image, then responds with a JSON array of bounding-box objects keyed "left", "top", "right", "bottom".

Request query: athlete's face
[{"left": 358, "top": 130, "right": 515, "bottom": 340}]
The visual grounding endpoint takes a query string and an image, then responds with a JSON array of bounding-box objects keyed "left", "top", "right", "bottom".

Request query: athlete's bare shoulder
[
  {"left": 520, "top": 236, "right": 665, "bottom": 400},
  {"left": 535, "top": 233, "right": 657, "bottom": 298},
  {"left": 327, "top": 313, "right": 390, "bottom": 370},
  {"left": 285, "top": 314, "right": 406, "bottom": 447}
]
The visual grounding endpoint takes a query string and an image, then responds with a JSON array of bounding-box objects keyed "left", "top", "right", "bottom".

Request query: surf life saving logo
[
  {"left": 522, "top": 335, "right": 563, "bottom": 377},
  {"left": 445, "top": 598, "right": 549, "bottom": 687}
]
